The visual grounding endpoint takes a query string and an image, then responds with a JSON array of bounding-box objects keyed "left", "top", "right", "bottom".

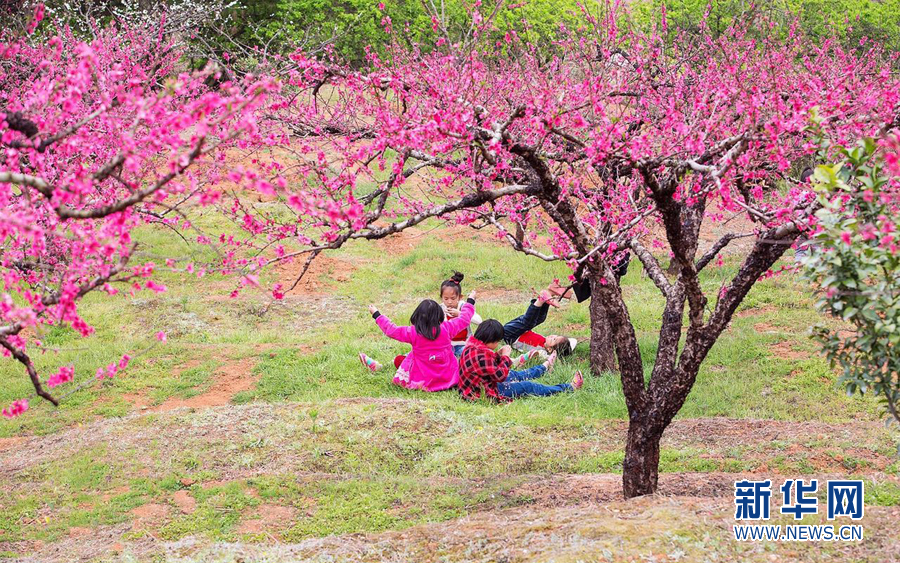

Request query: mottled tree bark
[
  {"left": 588, "top": 281, "right": 617, "bottom": 374},
  {"left": 622, "top": 417, "right": 662, "bottom": 497}
]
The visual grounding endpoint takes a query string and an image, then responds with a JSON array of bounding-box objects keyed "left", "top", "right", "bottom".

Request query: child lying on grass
[
  {"left": 458, "top": 319, "right": 583, "bottom": 403},
  {"left": 503, "top": 287, "right": 578, "bottom": 359}
]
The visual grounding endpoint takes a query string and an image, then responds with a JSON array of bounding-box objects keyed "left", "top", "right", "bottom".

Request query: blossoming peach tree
[
  {"left": 226, "top": 7, "right": 899, "bottom": 496},
  {"left": 801, "top": 135, "right": 900, "bottom": 428},
  {"left": 0, "top": 6, "right": 275, "bottom": 415},
  {"left": 3, "top": 1, "right": 899, "bottom": 499}
]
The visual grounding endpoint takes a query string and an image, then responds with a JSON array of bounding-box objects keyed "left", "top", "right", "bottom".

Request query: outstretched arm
[{"left": 369, "top": 305, "right": 415, "bottom": 344}]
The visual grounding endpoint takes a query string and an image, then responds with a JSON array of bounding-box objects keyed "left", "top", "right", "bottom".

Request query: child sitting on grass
[
  {"left": 360, "top": 291, "right": 477, "bottom": 391},
  {"left": 439, "top": 272, "right": 482, "bottom": 357},
  {"left": 459, "top": 319, "right": 583, "bottom": 403}
]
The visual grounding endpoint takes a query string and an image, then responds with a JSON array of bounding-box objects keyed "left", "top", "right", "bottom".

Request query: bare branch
[
  {"left": 0, "top": 171, "right": 53, "bottom": 197},
  {"left": 482, "top": 213, "right": 565, "bottom": 262},
  {"left": 695, "top": 232, "right": 756, "bottom": 271},
  {"left": 0, "top": 337, "right": 58, "bottom": 406},
  {"left": 629, "top": 238, "right": 671, "bottom": 295}
]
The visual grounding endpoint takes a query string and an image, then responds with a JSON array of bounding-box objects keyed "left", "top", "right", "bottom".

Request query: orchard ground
[{"left": 1, "top": 211, "right": 900, "bottom": 562}]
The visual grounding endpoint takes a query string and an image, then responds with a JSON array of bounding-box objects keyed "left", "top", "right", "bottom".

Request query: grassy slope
[{"left": 1, "top": 218, "right": 897, "bottom": 560}]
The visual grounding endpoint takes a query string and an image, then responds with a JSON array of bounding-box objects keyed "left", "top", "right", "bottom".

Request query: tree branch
[
  {"left": 629, "top": 238, "right": 671, "bottom": 295},
  {"left": 0, "top": 337, "right": 58, "bottom": 406},
  {"left": 0, "top": 171, "right": 53, "bottom": 197},
  {"left": 695, "top": 232, "right": 756, "bottom": 271}
]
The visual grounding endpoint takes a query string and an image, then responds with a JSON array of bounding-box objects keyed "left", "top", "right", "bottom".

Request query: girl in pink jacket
[{"left": 359, "top": 291, "right": 476, "bottom": 391}]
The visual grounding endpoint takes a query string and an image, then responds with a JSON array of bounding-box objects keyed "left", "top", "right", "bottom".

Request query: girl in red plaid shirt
[{"left": 458, "top": 319, "right": 583, "bottom": 402}]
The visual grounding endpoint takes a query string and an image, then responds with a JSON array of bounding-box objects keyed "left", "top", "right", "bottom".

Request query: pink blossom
[
  {"left": 47, "top": 366, "right": 74, "bottom": 388},
  {"left": 2, "top": 399, "right": 28, "bottom": 418},
  {"left": 156, "top": 331, "right": 167, "bottom": 342}
]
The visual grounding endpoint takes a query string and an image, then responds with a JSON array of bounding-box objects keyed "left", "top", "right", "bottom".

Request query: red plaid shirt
[{"left": 458, "top": 337, "right": 513, "bottom": 403}]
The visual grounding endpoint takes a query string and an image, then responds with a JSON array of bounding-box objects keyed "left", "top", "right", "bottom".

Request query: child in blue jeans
[{"left": 458, "top": 320, "right": 583, "bottom": 402}]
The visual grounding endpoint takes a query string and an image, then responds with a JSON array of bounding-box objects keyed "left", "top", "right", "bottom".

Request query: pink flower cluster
[
  {"left": 2, "top": 399, "right": 28, "bottom": 419},
  {"left": 47, "top": 366, "right": 74, "bottom": 388}
]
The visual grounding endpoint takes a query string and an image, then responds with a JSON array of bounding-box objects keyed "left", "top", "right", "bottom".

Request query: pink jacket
[{"left": 375, "top": 300, "right": 475, "bottom": 391}]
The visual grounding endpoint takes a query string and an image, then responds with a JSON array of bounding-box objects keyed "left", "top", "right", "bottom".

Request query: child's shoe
[
  {"left": 571, "top": 370, "right": 584, "bottom": 390},
  {"left": 359, "top": 352, "right": 381, "bottom": 372},
  {"left": 513, "top": 348, "right": 541, "bottom": 368}
]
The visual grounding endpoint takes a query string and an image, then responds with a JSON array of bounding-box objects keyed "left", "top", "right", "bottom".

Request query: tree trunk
[
  {"left": 589, "top": 280, "right": 617, "bottom": 374},
  {"left": 622, "top": 418, "right": 662, "bottom": 498}
]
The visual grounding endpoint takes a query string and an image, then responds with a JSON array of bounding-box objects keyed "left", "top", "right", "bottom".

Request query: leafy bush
[
  {"left": 801, "top": 135, "right": 900, "bottom": 425},
  {"left": 630, "top": 0, "right": 900, "bottom": 51},
  {"left": 233, "top": 0, "right": 586, "bottom": 65}
]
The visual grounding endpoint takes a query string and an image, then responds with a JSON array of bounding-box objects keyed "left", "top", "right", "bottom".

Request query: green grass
[{"left": 0, "top": 217, "right": 876, "bottom": 438}]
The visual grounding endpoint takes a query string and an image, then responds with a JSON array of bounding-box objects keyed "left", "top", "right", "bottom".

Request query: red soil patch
[
  {"left": 67, "top": 527, "right": 92, "bottom": 538},
  {"left": 768, "top": 341, "right": 809, "bottom": 360},
  {"left": 274, "top": 253, "right": 357, "bottom": 296},
  {"left": 374, "top": 225, "right": 425, "bottom": 254},
  {"left": 0, "top": 436, "right": 25, "bottom": 452},
  {"left": 130, "top": 503, "right": 169, "bottom": 530},
  {"left": 152, "top": 358, "right": 257, "bottom": 412},
  {"left": 236, "top": 504, "right": 297, "bottom": 537},
  {"left": 754, "top": 321, "right": 780, "bottom": 333},
  {"left": 171, "top": 490, "right": 197, "bottom": 514},
  {"left": 435, "top": 223, "right": 499, "bottom": 245},
  {"left": 101, "top": 485, "right": 131, "bottom": 502}
]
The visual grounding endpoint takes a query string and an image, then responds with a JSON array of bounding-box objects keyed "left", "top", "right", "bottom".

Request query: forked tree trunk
[{"left": 622, "top": 419, "right": 663, "bottom": 497}]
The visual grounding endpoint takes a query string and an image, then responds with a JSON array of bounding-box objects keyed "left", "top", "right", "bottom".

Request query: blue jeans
[
  {"left": 503, "top": 299, "right": 549, "bottom": 345},
  {"left": 498, "top": 365, "right": 572, "bottom": 398},
  {"left": 453, "top": 344, "right": 464, "bottom": 358}
]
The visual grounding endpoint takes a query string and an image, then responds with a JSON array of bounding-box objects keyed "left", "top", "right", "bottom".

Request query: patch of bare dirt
[
  {"left": 130, "top": 503, "right": 169, "bottom": 531},
  {"left": 273, "top": 253, "right": 359, "bottom": 296},
  {"left": 152, "top": 358, "right": 257, "bottom": 412},
  {"left": 101, "top": 485, "right": 132, "bottom": 502},
  {"left": 0, "top": 436, "right": 25, "bottom": 452},
  {"left": 67, "top": 527, "right": 92, "bottom": 538},
  {"left": 698, "top": 211, "right": 759, "bottom": 255},
  {"left": 236, "top": 504, "right": 297, "bottom": 537},
  {"left": 374, "top": 225, "right": 425, "bottom": 254},
  {"left": 171, "top": 490, "right": 197, "bottom": 514},
  {"left": 769, "top": 340, "right": 809, "bottom": 360},
  {"left": 434, "top": 223, "right": 499, "bottom": 245}
]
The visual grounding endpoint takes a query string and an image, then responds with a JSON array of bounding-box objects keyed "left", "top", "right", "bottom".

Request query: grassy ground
[{"left": 1, "top": 217, "right": 898, "bottom": 562}]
